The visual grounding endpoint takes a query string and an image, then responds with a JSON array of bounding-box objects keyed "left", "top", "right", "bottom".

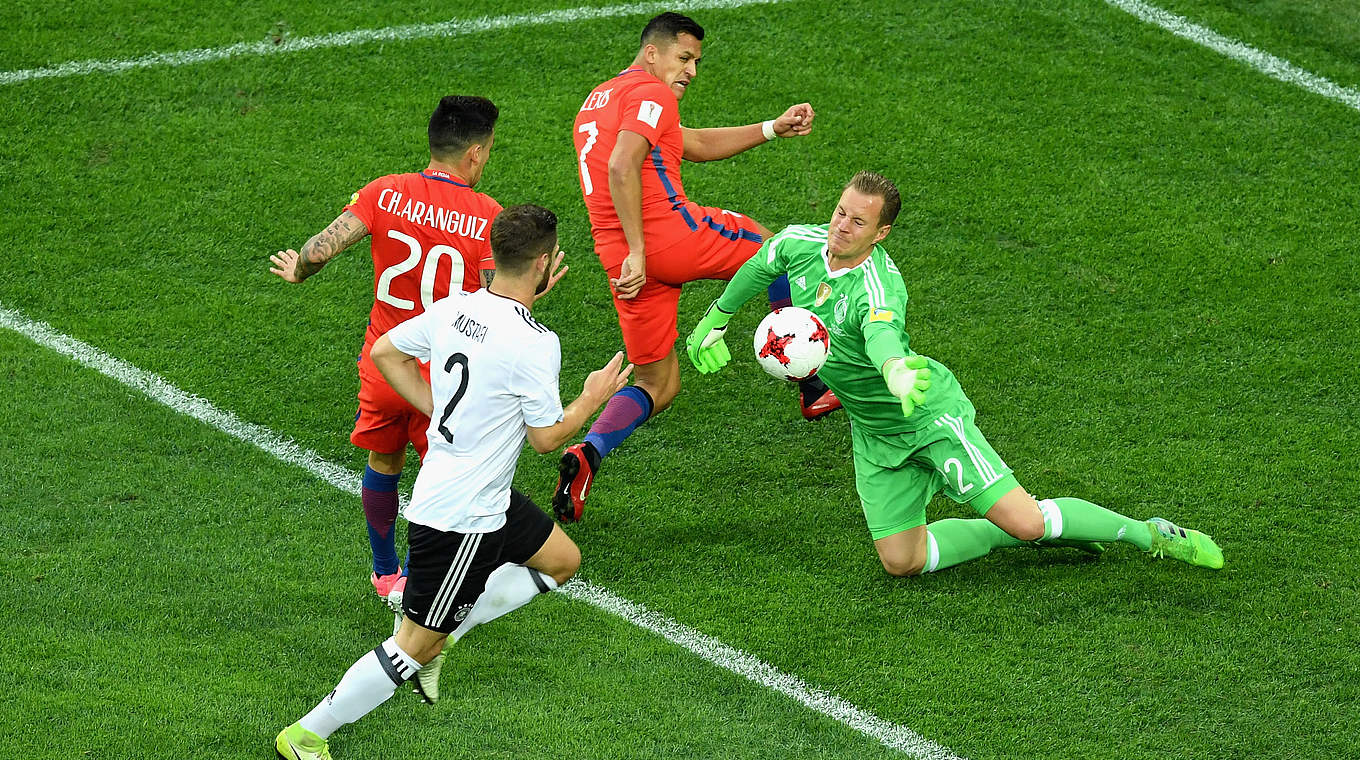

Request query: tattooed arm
[
  {"left": 268, "top": 211, "right": 369, "bottom": 284},
  {"left": 480, "top": 268, "right": 495, "bottom": 289}
]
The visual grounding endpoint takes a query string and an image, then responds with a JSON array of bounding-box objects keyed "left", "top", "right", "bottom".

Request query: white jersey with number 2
[{"left": 385, "top": 288, "right": 563, "bottom": 533}]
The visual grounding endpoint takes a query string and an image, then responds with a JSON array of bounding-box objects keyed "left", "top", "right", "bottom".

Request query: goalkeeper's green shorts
[{"left": 852, "top": 400, "right": 1017, "bottom": 540}]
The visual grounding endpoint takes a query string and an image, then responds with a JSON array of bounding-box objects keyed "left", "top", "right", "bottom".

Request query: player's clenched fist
[{"left": 773, "top": 103, "right": 815, "bottom": 138}]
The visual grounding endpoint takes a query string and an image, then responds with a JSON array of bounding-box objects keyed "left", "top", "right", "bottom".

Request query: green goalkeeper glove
[
  {"left": 686, "top": 300, "right": 734, "bottom": 374},
  {"left": 883, "top": 355, "right": 931, "bottom": 417}
]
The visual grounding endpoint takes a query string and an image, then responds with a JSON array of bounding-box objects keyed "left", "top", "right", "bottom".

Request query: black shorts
[{"left": 403, "top": 488, "right": 554, "bottom": 634}]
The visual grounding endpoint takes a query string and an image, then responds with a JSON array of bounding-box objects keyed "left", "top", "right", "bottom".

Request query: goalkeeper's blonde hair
[{"left": 846, "top": 171, "right": 901, "bottom": 226}]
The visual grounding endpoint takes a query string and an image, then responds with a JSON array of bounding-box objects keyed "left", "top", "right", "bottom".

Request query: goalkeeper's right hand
[
  {"left": 685, "top": 300, "right": 734, "bottom": 374},
  {"left": 883, "top": 355, "right": 931, "bottom": 417}
]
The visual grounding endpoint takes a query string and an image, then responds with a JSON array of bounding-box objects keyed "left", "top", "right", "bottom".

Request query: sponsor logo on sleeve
[
  {"left": 347, "top": 190, "right": 360, "bottom": 207},
  {"left": 638, "top": 100, "right": 663, "bottom": 129},
  {"left": 869, "top": 308, "right": 895, "bottom": 323}
]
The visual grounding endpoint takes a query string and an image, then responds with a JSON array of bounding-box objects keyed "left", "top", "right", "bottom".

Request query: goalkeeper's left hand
[
  {"left": 883, "top": 355, "right": 931, "bottom": 417},
  {"left": 685, "top": 301, "right": 734, "bottom": 374}
]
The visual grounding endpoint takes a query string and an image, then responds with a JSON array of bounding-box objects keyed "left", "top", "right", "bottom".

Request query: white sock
[
  {"left": 1038, "top": 498, "right": 1064, "bottom": 540},
  {"left": 299, "top": 637, "right": 421, "bottom": 739},
  {"left": 450, "top": 564, "right": 558, "bottom": 643}
]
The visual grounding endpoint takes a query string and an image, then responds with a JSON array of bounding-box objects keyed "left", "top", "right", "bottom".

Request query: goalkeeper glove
[
  {"left": 883, "top": 355, "right": 931, "bottom": 417},
  {"left": 686, "top": 300, "right": 734, "bottom": 374}
]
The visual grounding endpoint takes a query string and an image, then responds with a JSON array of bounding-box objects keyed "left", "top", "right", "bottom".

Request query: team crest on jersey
[
  {"left": 453, "top": 603, "right": 475, "bottom": 623},
  {"left": 834, "top": 293, "right": 849, "bottom": 324},
  {"left": 814, "top": 282, "right": 832, "bottom": 306},
  {"left": 869, "top": 308, "right": 895, "bottom": 323}
]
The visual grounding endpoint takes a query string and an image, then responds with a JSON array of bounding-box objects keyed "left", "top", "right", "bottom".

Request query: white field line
[
  {"left": 0, "top": 0, "right": 786, "bottom": 87},
  {"left": 1105, "top": 0, "right": 1360, "bottom": 113},
  {"left": 0, "top": 303, "right": 964, "bottom": 760}
]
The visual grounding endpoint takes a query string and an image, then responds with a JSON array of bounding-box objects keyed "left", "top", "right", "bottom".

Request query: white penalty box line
[
  {"left": 1103, "top": 0, "right": 1360, "bottom": 113},
  {"left": 5, "top": 0, "right": 1360, "bottom": 117},
  {"left": 0, "top": 0, "right": 788, "bottom": 87},
  {"left": 0, "top": 303, "right": 965, "bottom": 760}
]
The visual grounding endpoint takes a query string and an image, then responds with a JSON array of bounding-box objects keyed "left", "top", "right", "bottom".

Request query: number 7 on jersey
[{"left": 577, "top": 121, "right": 599, "bottom": 196}]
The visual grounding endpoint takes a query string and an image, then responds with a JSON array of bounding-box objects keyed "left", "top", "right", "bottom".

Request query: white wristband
[{"left": 761, "top": 119, "right": 777, "bottom": 141}]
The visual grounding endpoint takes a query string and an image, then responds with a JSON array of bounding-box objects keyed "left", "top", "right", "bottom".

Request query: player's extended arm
[
  {"left": 370, "top": 334, "right": 434, "bottom": 417},
  {"left": 525, "top": 352, "right": 634, "bottom": 453},
  {"left": 684, "top": 253, "right": 781, "bottom": 373},
  {"left": 680, "top": 103, "right": 815, "bottom": 162},
  {"left": 608, "top": 130, "right": 652, "bottom": 300},
  {"left": 269, "top": 211, "right": 369, "bottom": 283}
]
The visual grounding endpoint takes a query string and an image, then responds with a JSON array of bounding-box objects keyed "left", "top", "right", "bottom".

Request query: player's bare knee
[
  {"left": 551, "top": 540, "right": 581, "bottom": 585},
  {"left": 879, "top": 554, "right": 926, "bottom": 578},
  {"left": 875, "top": 546, "right": 930, "bottom": 576},
  {"left": 1009, "top": 521, "right": 1045, "bottom": 542}
]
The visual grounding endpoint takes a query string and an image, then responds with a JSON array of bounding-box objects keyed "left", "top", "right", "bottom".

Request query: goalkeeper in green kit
[{"left": 685, "top": 171, "right": 1223, "bottom": 576}]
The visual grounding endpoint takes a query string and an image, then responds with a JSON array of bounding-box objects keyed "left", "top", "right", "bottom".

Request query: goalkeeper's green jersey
[{"left": 717, "top": 224, "right": 961, "bottom": 434}]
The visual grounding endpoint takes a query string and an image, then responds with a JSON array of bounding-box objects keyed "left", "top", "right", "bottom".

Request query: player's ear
[{"left": 873, "top": 224, "right": 892, "bottom": 246}]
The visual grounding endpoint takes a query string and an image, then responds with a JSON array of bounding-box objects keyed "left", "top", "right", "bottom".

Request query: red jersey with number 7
[
  {"left": 344, "top": 168, "right": 502, "bottom": 347},
  {"left": 573, "top": 68, "right": 685, "bottom": 267}
]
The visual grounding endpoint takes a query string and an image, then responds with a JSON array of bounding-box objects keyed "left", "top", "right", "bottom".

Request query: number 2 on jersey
[
  {"left": 437, "top": 352, "right": 470, "bottom": 444},
  {"left": 376, "top": 229, "right": 465, "bottom": 311},
  {"left": 577, "top": 121, "right": 599, "bottom": 196}
]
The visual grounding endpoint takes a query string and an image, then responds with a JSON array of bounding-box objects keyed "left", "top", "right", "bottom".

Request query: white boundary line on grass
[
  {"left": 1104, "top": 0, "right": 1360, "bottom": 113},
  {"left": 0, "top": 0, "right": 785, "bottom": 87},
  {"left": 0, "top": 303, "right": 964, "bottom": 760}
]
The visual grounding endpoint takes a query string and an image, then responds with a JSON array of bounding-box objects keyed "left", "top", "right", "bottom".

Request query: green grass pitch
[{"left": 1, "top": 1, "right": 1357, "bottom": 758}]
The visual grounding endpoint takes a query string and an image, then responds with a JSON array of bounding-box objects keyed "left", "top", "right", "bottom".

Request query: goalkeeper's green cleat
[
  {"left": 412, "top": 652, "right": 443, "bottom": 705},
  {"left": 276, "top": 722, "right": 332, "bottom": 760},
  {"left": 1146, "top": 518, "right": 1224, "bottom": 569}
]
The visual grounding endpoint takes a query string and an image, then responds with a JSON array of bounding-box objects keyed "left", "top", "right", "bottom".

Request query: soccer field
[{"left": 2, "top": 1, "right": 1357, "bottom": 758}]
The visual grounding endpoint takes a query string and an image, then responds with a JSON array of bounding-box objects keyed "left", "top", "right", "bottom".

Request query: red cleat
[
  {"left": 552, "top": 443, "right": 596, "bottom": 523},
  {"left": 800, "top": 387, "right": 842, "bottom": 420}
]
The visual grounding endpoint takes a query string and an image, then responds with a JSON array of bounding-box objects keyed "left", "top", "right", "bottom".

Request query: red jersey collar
[{"left": 421, "top": 167, "right": 471, "bottom": 187}]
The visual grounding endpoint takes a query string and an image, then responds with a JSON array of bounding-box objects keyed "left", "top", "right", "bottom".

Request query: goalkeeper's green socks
[
  {"left": 923, "top": 518, "right": 1025, "bottom": 573},
  {"left": 1038, "top": 497, "right": 1152, "bottom": 550},
  {"left": 922, "top": 497, "right": 1152, "bottom": 573}
]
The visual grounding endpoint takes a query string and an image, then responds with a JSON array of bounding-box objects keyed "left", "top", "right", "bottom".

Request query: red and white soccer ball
[{"left": 753, "top": 307, "right": 830, "bottom": 382}]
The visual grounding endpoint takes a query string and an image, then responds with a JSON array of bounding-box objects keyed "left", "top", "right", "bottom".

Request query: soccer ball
[{"left": 753, "top": 307, "right": 830, "bottom": 381}]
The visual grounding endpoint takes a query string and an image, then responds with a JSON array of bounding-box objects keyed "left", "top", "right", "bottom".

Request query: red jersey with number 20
[
  {"left": 344, "top": 169, "right": 502, "bottom": 347},
  {"left": 574, "top": 69, "right": 685, "bottom": 267}
]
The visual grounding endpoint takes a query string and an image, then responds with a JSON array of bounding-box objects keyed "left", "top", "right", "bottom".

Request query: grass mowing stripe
[
  {"left": 564, "top": 580, "right": 967, "bottom": 760},
  {"left": 0, "top": 301, "right": 962, "bottom": 760},
  {"left": 0, "top": 0, "right": 790, "bottom": 87},
  {"left": 1103, "top": 0, "right": 1360, "bottom": 111}
]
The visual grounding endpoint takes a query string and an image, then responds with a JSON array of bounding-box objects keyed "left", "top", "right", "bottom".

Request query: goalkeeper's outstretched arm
[{"left": 685, "top": 251, "right": 783, "bottom": 374}]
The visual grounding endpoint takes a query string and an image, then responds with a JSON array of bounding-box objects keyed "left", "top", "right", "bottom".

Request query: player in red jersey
[
  {"left": 271, "top": 96, "right": 538, "bottom": 607},
  {"left": 555, "top": 12, "right": 836, "bottom": 523}
]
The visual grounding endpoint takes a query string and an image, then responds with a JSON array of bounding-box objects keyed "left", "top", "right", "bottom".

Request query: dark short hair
[
  {"left": 641, "top": 12, "right": 704, "bottom": 47},
  {"left": 846, "top": 171, "right": 901, "bottom": 226},
  {"left": 428, "top": 95, "right": 498, "bottom": 160},
  {"left": 490, "top": 205, "right": 558, "bottom": 273}
]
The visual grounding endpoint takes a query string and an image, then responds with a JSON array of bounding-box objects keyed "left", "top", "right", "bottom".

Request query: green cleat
[
  {"left": 412, "top": 652, "right": 443, "bottom": 705},
  {"left": 275, "top": 722, "right": 332, "bottom": 760},
  {"left": 1146, "top": 518, "right": 1224, "bottom": 569}
]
